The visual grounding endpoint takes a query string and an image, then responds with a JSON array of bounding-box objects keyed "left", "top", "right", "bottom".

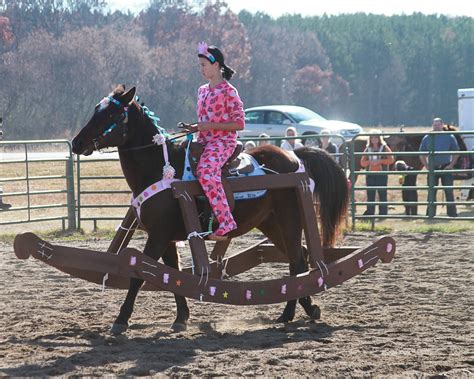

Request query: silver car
[{"left": 241, "top": 105, "right": 363, "bottom": 141}]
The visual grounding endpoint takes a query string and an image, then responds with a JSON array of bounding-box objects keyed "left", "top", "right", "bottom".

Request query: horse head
[
  {"left": 72, "top": 85, "right": 136, "bottom": 155},
  {"left": 385, "top": 134, "right": 407, "bottom": 152}
]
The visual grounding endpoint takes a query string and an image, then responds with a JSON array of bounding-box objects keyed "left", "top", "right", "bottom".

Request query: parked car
[{"left": 241, "top": 105, "right": 363, "bottom": 142}]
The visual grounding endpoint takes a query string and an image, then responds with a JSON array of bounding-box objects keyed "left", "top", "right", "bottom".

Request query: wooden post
[
  {"left": 294, "top": 175, "right": 325, "bottom": 268},
  {"left": 107, "top": 207, "right": 138, "bottom": 254},
  {"left": 172, "top": 183, "right": 211, "bottom": 275}
]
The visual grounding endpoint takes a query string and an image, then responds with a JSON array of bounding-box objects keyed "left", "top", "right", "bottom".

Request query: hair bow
[{"left": 197, "top": 41, "right": 216, "bottom": 63}]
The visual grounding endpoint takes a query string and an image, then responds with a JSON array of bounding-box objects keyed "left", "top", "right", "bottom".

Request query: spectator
[
  {"left": 258, "top": 133, "right": 271, "bottom": 146},
  {"left": 419, "top": 117, "right": 459, "bottom": 217},
  {"left": 319, "top": 129, "right": 342, "bottom": 164},
  {"left": 281, "top": 126, "right": 303, "bottom": 151},
  {"left": 244, "top": 140, "right": 256, "bottom": 152},
  {"left": 319, "top": 130, "right": 337, "bottom": 154},
  {"left": 360, "top": 129, "right": 395, "bottom": 216},
  {"left": 395, "top": 160, "right": 418, "bottom": 215}
]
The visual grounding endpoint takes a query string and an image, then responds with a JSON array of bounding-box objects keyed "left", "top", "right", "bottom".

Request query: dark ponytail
[
  {"left": 222, "top": 64, "right": 236, "bottom": 80},
  {"left": 204, "top": 45, "right": 236, "bottom": 80}
]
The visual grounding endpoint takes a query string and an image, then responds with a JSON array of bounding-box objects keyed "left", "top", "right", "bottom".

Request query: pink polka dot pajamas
[{"left": 196, "top": 80, "right": 245, "bottom": 236}]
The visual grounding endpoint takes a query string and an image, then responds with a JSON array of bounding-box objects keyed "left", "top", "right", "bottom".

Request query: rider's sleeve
[{"left": 226, "top": 87, "right": 245, "bottom": 129}]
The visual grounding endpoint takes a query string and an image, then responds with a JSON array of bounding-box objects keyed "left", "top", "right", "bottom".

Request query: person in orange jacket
[{"left": 360, "top": 129, "right": 395, "bottom": 215}]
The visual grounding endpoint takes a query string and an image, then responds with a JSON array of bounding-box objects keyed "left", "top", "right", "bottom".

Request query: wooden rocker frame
[{"left": 13, "top": 172, "right": 396, "bottom": 305}]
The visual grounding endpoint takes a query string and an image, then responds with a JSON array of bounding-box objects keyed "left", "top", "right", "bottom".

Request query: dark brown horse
[
  {"left": 71, "top": 85, "right": 349, "bottom": 334},
  {"left": 386, "top": 126, "right": 469, "bottom": 174},
  {"left": 345, "top": 125, "right": 469, "bottom": 183}
]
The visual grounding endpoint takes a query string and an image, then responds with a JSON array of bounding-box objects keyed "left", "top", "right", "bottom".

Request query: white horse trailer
[{"left": 458, "top": 88, "right": 474, "bottom": 200}]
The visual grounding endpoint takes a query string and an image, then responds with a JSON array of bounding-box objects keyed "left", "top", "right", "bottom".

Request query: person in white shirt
[
  {"left": 244, "top": 140, "right": 256, "bottom": 152},
  {"left": 258, "top": 133, "right": 271, "bottom": 146},
  {"left": 281, "top": 126, "right": 303, "bottom": 151}
]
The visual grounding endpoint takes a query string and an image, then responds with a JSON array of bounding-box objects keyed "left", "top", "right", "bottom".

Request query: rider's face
[{"left": 199, "top": 57, "right": 219, "bottom": 81}]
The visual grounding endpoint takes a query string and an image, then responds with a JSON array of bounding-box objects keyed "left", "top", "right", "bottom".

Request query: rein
[{"left": 118, "top": 129, "right": 196, "bottom": 153}]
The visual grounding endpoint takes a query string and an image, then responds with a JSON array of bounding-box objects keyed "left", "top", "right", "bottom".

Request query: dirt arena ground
[{"left": 0, "top": 232, "right": 472, "bottom": 377}]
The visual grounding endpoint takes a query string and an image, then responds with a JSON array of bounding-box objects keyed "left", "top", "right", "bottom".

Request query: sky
[{"left": 105, "top": 0, "right": 474, "bottom": 18}]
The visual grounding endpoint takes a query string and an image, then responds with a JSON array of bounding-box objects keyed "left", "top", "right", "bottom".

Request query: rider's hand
[{"left": 178, "top": 122, "right": 198, "bottom": 133}]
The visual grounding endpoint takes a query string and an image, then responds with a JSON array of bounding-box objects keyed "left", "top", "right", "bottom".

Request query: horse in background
[
  {"left": 385, "top": 125, "right": 470, "bottom": 179},
  {"left": 344, "top": 124, "right": 470, "bottom": 183}
]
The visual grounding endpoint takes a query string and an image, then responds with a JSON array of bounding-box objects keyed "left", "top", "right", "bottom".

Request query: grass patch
[
  {"left": 350, "top": 223, "right": 394, "bottom": 234},
  {"left": 406, "top": 223, "right": 473, "bottom": 233},
  {"left": 349, "top": 219, "right": 474, "bottom": 234},
  {"left": 0, "top": 227, "right": 148, "bottom": 244}
]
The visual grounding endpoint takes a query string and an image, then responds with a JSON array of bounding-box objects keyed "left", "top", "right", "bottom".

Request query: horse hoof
[
  {"left": 110, "top": 323, "right": 128, "bottom": 335},
  {"left": 276, "top": 315, "right": 294, "bottom": 324},
  {"left": 310, "top": 306, "right": 321, "bottom": 320},
  {"left": 171, "top": 322, "right": 187, "bottom": 332}
]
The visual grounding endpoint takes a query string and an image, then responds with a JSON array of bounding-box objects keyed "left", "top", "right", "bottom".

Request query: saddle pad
[{"left": 182, "top": 151, "right": 267, "bottom": 200}]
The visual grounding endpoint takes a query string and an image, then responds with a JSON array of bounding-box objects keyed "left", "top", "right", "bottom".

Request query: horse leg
[
  {"left": 259, "top": 216, "right": 320, "bottom": 322},
  {"left": 161, "top": 243, "right": 189, "bottom": 332},
  {"left": 282, "top": 246, "right": 321, "bottom": 322},
  {"left": 110, "top": 277, "right": 144, "bottom": 335},
  {"left": 110, "top": 235, "right": 168, "bottom": 335},
  {"left": 298, "top": 246, "right": 321, "bottom": 320}
]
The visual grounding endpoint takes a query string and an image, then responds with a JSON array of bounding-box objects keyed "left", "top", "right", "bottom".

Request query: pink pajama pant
[{"left": 196, "top": 138, "right": 237, "bottom": 234}]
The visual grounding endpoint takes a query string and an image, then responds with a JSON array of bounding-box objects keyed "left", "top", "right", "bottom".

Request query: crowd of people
[{"left": 242, "top": 118, "right": 464, "bottom": 218}]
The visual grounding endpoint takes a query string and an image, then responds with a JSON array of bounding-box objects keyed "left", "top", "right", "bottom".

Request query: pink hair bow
[
  {"left": 197, "top": 41, "right": 216, "bottom": 63},
  {"left": 198, "top": 41, "right": 208, "bottom": 55}
]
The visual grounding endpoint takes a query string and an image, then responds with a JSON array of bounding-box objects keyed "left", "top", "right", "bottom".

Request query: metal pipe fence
[
  {"left": 0, "top": 140, "right": 75, "bottom": 229},
  {"left": 349, "top": 130, "right": 474, "bottom": 229},
  {"left": 0, "top": 131, "right": 472, "bottom": 231}
]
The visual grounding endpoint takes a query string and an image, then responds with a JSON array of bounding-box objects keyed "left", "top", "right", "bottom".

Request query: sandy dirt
[{"left": 0, "top": 232, "right": 472, "bottom": 377}]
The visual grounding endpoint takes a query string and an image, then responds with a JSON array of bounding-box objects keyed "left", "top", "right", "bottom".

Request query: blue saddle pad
[{"left": 182, "top": 151, "right": 267, "bottom": 200}]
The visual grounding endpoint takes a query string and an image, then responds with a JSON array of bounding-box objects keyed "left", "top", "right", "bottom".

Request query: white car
[{"left": 241, "top": 105, "right": 363, "bottom": 141}]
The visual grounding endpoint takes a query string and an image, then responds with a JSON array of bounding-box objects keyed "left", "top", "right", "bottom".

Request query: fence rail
[
  {"left": 1, "top": 131, "right": 473, "bottom": 231},
  {"left": 0, "top": 140, "right": 75, "bottom": 229}
]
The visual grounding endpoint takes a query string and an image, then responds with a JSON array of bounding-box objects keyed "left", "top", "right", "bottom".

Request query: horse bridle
[
  {"left": 92, "top": 96, "right": 130, "bottom": 152},
  {"left": 91, "top": 96, "right": 197, "bottom": 154}
]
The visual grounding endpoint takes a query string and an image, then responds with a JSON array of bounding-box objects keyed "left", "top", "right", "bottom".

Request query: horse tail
[{"left": 294, "top": 147, "right": 349, "bottom": 247}]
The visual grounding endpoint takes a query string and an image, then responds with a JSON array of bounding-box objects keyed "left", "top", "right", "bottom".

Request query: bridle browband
[{"left": 92, "top": 95, "right": 130, "bottom": 152}]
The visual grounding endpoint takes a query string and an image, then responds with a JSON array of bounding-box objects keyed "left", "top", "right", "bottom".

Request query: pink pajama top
[{"left": 196, "top": 80, "right": 245, "bottom": 144}]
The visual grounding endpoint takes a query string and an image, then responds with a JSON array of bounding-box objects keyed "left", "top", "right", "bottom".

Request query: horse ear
[{"left": 121, "top": 86, "right": 136, "bottom": 105}]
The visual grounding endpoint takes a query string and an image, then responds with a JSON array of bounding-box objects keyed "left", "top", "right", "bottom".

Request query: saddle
[{"left": 185, "top": 141, "right": 255, "bottom": 211}]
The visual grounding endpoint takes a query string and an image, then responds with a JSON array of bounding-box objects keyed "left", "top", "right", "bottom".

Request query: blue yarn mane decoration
[{"left": 137, "top": 96, "right": 169, "bottom": 137}]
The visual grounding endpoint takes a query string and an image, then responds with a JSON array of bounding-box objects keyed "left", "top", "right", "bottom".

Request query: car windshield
[{"left": 289, "top": 108, "right": 326, "bottom": 123}]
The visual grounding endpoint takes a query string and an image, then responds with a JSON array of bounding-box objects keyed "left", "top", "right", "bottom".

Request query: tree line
[{"left": 0, "top": 0, "right": 473, "bottom": 139}]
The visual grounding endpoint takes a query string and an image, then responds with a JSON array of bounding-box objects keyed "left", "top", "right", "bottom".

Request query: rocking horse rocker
[{"left": 13, "top": 86, "right": 396, "bottom": 334}]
